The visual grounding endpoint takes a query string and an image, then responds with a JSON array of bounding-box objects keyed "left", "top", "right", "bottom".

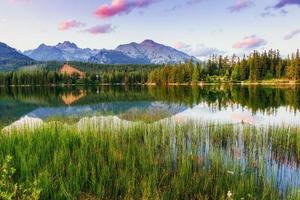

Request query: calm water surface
[
  {"left": 1, "top": 85, "right": 300, "bottom": 126},
  {"left": 1, "top": 85, "right": 300, "bottom": 193}
]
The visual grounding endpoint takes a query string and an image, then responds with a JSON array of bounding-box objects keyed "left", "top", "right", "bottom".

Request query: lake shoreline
[{"left": 0, "top": 80, "right": 300, "bottom": 88}]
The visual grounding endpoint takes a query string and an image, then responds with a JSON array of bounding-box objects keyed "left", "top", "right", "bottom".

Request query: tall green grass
[{"left": 0, "top": 121, "right": 299, "bottom": 199}]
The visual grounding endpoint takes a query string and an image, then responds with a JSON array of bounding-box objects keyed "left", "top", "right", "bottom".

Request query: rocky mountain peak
[{"left": 56, "top": 41, "right": 78, "bottom": 49}]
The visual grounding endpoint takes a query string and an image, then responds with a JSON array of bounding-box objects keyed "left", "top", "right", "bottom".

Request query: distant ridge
[
  {"left": 24, "top": 42, "right": 98, "bottom": 62},
  {"left": 0, "top": 42, "right": 35, "bottom": 71},
  {"left": 88, "top": 49, "right": 149, "bottom": 64},
  {"left": 23, "top": 40, "right": 197, "bottom": 64}
]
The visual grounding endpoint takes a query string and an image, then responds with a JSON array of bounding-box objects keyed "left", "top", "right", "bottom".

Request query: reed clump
[{"left": 0, "top": 121, "right": 299, "bottom": 200}]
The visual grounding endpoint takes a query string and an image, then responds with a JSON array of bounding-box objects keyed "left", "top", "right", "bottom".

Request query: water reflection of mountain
[
  {"left": 27, "top": 101, "right": 187, "bottom": 122},
  {"left": 0, "top": 99, "right": 38, "bottom": 126},
  {"left": 1, "top": 85, "right": 300, "bottom": 126}
]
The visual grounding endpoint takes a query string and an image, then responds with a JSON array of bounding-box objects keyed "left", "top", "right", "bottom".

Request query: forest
[
  {"left": 0, "top": 65, "right": 153, "bottom": 86},
  {"left": 148, "top": 49, "right": 300, "bottom": 84},
  {"left": 0, "top": 49, "right": 299, "bottom": 86}
]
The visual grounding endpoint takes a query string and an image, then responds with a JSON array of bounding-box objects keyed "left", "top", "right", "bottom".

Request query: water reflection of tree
[{"left": 0, "top": 85, "right": 299, "bottom": 113}]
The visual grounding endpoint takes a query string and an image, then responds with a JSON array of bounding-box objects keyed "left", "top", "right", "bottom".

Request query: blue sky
[{"left": 0, "top": 0, "right": 300, "bottom": 58}]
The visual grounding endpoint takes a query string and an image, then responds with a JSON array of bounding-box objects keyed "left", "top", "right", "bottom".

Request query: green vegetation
[
  {"left": 0, "top": 155, "right": 41, "bottom": 200},
  {"left": 0, "top": 121, "right": 299, "bottom": 199},
  {"left": 39, "top": 61, "right": 162, "bottom": 74},
  {"left": 118, "top": 109, "right": 172, "bottom": 123},
  {"left": 149, "top": 49, "right": 300, "bottom": 84},
  {"left": 1, "top": 49, "right": 299, "bottom": 86},
  {"left": 0, "top": 61, "right": 160, "bottom": 86},
  {"left": 0, "top": 65, "right": 156, "bottom": 86}
]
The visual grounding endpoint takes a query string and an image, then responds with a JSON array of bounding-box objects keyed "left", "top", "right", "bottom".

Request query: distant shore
[
  {"left": 0, "top": 79, "right": 299, "bottom": 87},
  {"left": 148, "top": 79, "right": 300, "bottom": 86}
]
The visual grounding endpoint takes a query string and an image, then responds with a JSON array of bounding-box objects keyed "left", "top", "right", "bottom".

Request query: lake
[
  {"left": 1, "top": 85, "right": 300, "bottom": 127},
  {"left": 1, "top": 85, "right": 300, "bottom": 198}
]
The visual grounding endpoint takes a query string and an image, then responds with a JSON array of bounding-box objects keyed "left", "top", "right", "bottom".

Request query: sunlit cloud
[
  {"left": 83, "top": 24, "right": 114, "bottom": 35},
  {"left": 174, "top": 42, "right": 191, "bottom": 50},
  {"left": 59, "top": 20, "right": 85, "bottom": 31},
  {"left": 228, "top": 0, "right": 254, "bottom": 13},
  {"left": 284, "top": 29, "right": 300, "bottom": 40},
  {"left": 233, "top": 35, "right": 267, "bottom": 50},
  {"left": 95, "top": 0, "right": 158, "bottom": 19}
]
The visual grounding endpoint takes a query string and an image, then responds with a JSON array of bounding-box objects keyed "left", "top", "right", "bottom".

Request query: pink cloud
[
  {"left": 284, "top": 29, "right": 300, "bottom": 40},
  {"left": 233, "top": 35, "right": 267, "bottom": 49},
  {"left": 8, "top": 0, "right": 31, "bottom": 3},
  {"left": 228, "top": 0, "right": 254, "bottom": 13},
  {"left": 84, "top": 24, "right": 114, "bottom": 35},
  {"left": 59, "top": 20, "right": 85, "bottom": 31},
  {"left": 174, "top": 42, "right": 191, "bottom": 50},
  {"left": 94, "top": 0, "right": 157, "bottom": 18}
]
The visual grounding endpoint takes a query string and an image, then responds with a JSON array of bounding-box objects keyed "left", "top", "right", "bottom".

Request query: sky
[{"left": 0, "top": 0, "right": 300, "bottom": 58}]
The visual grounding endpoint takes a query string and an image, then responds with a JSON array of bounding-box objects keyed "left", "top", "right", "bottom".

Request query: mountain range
[
  {"left": 23, "top": 40, "right": 197, "bottom": 64},
  {"left": 24, "top": 42, "right": 98, "bottom": 62},
  {"left": 0, "top": 40, "right": 197, "bottom": 71},
  {"left": 0, "top": 42, "right": 34, "bottom": 71}
]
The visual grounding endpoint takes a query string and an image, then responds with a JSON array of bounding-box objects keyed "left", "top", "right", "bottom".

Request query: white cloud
[{"left": 175, "top": 42, "right": 226, "bottom": 59}]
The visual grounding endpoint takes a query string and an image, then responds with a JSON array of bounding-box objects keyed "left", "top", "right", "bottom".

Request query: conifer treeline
[
  {"left": 0, "top": 49, "right": 299, "bottom": 86},
  {"left": 149, "top": 49, "right": 300, "bottom": 84},
  {"left": 0, "top": 70, "right": 149, "bottom": 86},
  {"left": 0, "top": 62, "right": 157, "bottom": 86}
]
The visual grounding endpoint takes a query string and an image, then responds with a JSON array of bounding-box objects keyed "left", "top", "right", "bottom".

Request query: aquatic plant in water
[{"left": 0, "top": 120, "right": 299, "bottom": 199}]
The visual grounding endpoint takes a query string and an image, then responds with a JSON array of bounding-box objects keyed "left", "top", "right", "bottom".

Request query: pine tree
[
  {"left": 249, "top": 52, "right": 257, "bottom": 82},
  {"left": 276, "top": 61, "right": 282, "bottom": 79},
  {"left": 296, "top": 49, "right": 300, "bottom": 80},
  {"left": 287, "top": 54, "right": 296, "bottom": 80},
  {"left": 169, "top": 66, "right": 177, "bottom": 83},
  {"left": 231, "top": 64, "right": 241, "bottom": 81},
  {"left": 192, "top": 64, "right": 200, "bottom": 84},
  {"left": 12, "top": 73, "right": 18, "bottom": 86}
]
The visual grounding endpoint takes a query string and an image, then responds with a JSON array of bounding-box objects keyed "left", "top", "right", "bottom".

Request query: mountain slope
[
  {"left": 0, "top": 42, "right": 35, "bottom": 71},
  {"left": 56, "top": 41, "right": 99, "bottom": 62},
  {"left": 24, "top": 44, "right": 65, "bottom": 61},
  {"left": 116, "top": 40, "right": 196, "bottom": 64},
  {"left": 24, "top": 41, "right": 98, "bottom": 62},
  {"left": 88, "top": 49, "right": 148, "bottom": 64}
]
